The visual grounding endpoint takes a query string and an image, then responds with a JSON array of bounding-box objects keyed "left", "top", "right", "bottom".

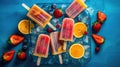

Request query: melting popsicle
[
  {"left": 33, "top": 34, "right": 50, "bottom": 66},
  {"left": 66, "top": 0, "right": 87, "bottom": 18},
  {"left": 22, "top": 3, "right": 56, "bottom": 30},
  {"left": 50, "top": 32, "right": 66, "bottom": 64},
  {"left": 60, "top": 18, "right": 74, "bottom": 50}
]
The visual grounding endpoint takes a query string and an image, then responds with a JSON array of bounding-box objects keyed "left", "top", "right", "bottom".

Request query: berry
[
  {"left": 17, "top": 50, "right": 26, "bottom": 60},
  {"left": 92, "top": 34, "right": 105, "bottom": 45},
  {"left": 97, "top": 11, "right": 107, "bottom": 23},
  {"left": 95, "top": 47, "right": 100, "bottom": 53},
  {"left": 47, "top": 28, "right": 53, "bottom": 33},
  {"left": 22, "top": 45, "right": 28, "bottom": 51},
  {"left": 84, "top": 31, "right": 88, "bottom": 35},
  {"left": 56, "top": 23, "right": 61, "bottom": 28},
  {"left": 53, "top": 8, "right": 63, "bottom": 18},
  {"left": 51, "top": 4, "right": 56, "bottom": 9},
  {"left": 8, "top": 34, "right": 24, "bottom": 46},
  {"left": 92, "top": 21, "right": 102, "bottom": 33},
  {"left": 2, "top": 50, "right": 15, "bottom": 62}
]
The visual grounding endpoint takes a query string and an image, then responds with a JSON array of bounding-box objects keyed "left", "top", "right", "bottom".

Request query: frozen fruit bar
[
  {"left": 50, "top": 32, "right": 66, "bottom": 55},
  {"left": 60, "top": 18, "right": 74, "bottom": 41},
  {"left": 27, "top": 4, "right": 52, "bottom": 28},
  {"left": 66, "top": 0, "right": 87, "bottom": 18},
  {"left": 33, "top": 34, "right": 50, "bottom": 58}
]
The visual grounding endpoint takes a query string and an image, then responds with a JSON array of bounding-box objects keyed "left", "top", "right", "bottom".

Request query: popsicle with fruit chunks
[
  {"left": 60, "top": 18, "right": 74, "bottom": 50},
  {"left": 22, "top": 3, "right": 56, "bottom": 30},
  {"left": 50, "top": 32, "right": 66, "bottom": 64},
  {"left": 33, "top": 34, "right": 50, "bottom": 66},
  {"left": 66, "top": 0, "right": 87, "bottom": 18}
]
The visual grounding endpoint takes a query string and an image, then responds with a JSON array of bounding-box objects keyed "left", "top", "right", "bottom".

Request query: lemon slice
[
  {"left": 18, "top": 20, "right": 34, "bottom": 34},
  {"left": 73, "top": 22, "right": 87, "bottom": 38},
  {"left": 69, "top": 44, "right": 85, "bottom": 59}
]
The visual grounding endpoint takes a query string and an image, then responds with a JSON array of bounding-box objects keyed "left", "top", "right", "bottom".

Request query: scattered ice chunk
[
  {"left": 73, "top": 38, "right": 76, "bottom": 42},
  {"left": 81, "top": 16, "right": 89, "bottom": 23},
  {"left": 52, "top": 18, "right": 59, "bottom": 23},
  {"left": 84, "top": 51, "right": 90, "bottom": 58},
  {"left": 86, "top": 7, "right": 94, "bottom": 16},
  {"left": 36, "top": 26, "right": 43, "bottom": 33},
  {"left": 84, "top": 45, "right": 90, "bottom": 50},
  {"left": 61, "top": 4, "right": 67, "bottom": 9},
  {"left": 84, "top": 36, "right": 89, "bottom": 43}
]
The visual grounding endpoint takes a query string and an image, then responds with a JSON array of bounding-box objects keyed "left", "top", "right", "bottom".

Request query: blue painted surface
[{"left": 0, "top": 0, "right": 120, "bottom": 67}]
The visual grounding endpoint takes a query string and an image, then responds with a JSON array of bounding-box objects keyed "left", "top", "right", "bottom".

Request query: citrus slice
[
  {"left": 73, "top": 22, "right": 87, "bottom": 38},
  {"left": 18, "top": 20, "right": 34, "bottom": 34},
  {"left": 69, "top": 44, "right": 84, "bottom": 59}
]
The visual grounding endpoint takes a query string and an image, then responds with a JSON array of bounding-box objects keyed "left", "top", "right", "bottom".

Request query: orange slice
[
  {"left": 73, "top": 22, "right": 87, "bottom": 38},
  {"left": 69, "top": 44, "right": 84, "bottom": 59},
  {"left": 18, "top": 20, "right": 34, "bottom": 34}
]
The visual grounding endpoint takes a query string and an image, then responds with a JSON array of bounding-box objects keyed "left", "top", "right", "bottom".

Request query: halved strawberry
[
  {"left": 53, "top": 8, "right": 63, "bottom": 18},
  {"left": 97, "top": 11, "right": 107, "bottom": 23},
  {"left": 8, "top": 34, "right": 24, "bottom": 46},
  {"left": 92, "top": 34, "right": 104, "bottom": 45},
  {"left": 2, "top": 50, "right": 15, "bottom": 62}
]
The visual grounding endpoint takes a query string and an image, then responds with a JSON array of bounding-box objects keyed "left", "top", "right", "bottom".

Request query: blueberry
[
  {"left": 64, "top": 13, "right": 68, "bottom": 17},
  {"left": 22, "top": 45, "right": 28, "bottom": 51},
  {"left": 51, "top": 4, "right": 56, "bottom": 9},
  {"left": 23, "top": 39, "right": 27, "bottom": 45}
]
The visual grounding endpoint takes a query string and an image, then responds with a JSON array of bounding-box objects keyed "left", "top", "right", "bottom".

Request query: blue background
[{"left": 0, "top": 0, "right": 120, "bottom": 67}]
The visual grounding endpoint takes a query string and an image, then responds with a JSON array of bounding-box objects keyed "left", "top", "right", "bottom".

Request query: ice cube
[
  {"left": 84, "top": 45, "right": 90, "bottom": 50},
  {"left": 52, "top": 18, "right": 59, "bottom": 23},
  {"left": 81, "top": 16, "right": 89, "bottom": 23},
  {"left": 83, "top": 51, "right": 90, "bottom": 58},
  {"left": 84, "top": 36, "right": 89, "bottom": 43},
  {"left": 61, "top": 4, "right": 67, "bottom": 9},
  {"left": 86, "top": 7, "right": 94, "bottom": 16},
  {"left": 36, "top": 26, "right": 43, "bottom": 33}
]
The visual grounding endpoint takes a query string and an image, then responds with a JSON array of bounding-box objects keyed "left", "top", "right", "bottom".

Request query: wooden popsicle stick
[
  {"left": 63, "top": 41, "right": 67, "bottom": 50},
  {"left": 22, "top": 3, "right": 30, "bottom": 11},
  {"left": 58, "top": 54, "right": 63, "bottom": 64},
  {"left": 47, "top": 23, "right": 56, "bottom": 30},
  {"left": 36, "top": 57, "right": 41, "bottom": 66}
]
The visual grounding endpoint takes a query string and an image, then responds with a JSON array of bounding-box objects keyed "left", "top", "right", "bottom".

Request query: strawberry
[
  {"left": 8, "top": 34, "right": 24, "bottom": 46},
  {"left": 2, "top": 50, "right": 15, "bottom": 62},
  {"left": 92, "top": 34, "right": 104, "bottom": 45},
  {"left": 17, "top": 50, "right": 26, "bottom": 60},
  {"left": 56, "top": 23, "right": 61, "bottom": 28},
  {"left": 97, "top": 11, "right": 106, "bottom": 23},
  {"left": 95, "top": 47, "right": 100, "bottom": 53},
  {"left": 53, "top": 8, "right": 63, "bottom": 18},
  {"left": 84, "top": 31, "right": 88, "bottom": 35},
  {"left": 92, "top": 21, "right": 102, "bottom": 33},
  {"left": 47, "top": 28, "right": 53, "bottom": 33}
]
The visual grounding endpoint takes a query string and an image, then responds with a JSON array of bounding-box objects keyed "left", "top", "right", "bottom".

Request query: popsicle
[
  {"left": 60, "top": 18, "right": 74, "bottom": 50},
  {"left": 66, "top": 0, "right": 87, "bottom": 18},
  {"left": 22, "top": 3, "right": 56, "bottom": 30},
  {"left": 50, "top": 32, "right": 66, "bottom": 64},
  {"left": 33, "top": 34, "right": 50, "bottom": 66}
]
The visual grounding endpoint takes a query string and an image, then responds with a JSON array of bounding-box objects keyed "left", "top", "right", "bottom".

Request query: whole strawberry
[
  {"left": 53, "top": 8, "right": 63, "bottom": 18},
  {"left": 92, "top": 21, "right": 102, "bottom": 33},
  {"left": 17, "top": 50, "right": 26, "bottom": 60}
]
